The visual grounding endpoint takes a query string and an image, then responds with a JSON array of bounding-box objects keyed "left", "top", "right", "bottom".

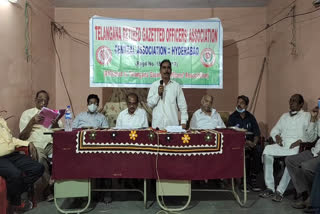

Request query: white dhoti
[
  {"left": 262, "top": 143, "right": 299, "bottom": 194},
  {"left": 263, "top": 110, "right": 318, "bottom": 195},
  {"left": 263, "top": 143, "right": 299, "bottom": 157}
]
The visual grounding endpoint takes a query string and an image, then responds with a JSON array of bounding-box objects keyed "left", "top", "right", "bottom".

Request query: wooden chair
[{"left": 299, "top": 139, "right": 318, "bottom": 153}]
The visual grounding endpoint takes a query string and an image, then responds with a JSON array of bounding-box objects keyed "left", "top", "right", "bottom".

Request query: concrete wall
[
  {"left": 54, "top": 7, "right": 267, "bottom": 135},
  {"left": 2, "top": 0, "right": 318, "bottom": 137},
  {"left": 0, "top": 0, "right": 55, "bottom": 135},
  {"left": 266, "top": 0, "right": 320, "bottom": 130}
]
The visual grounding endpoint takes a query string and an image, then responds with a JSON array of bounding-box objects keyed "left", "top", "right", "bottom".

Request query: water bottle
[{"left": 64, "top": 105, "right": 73, "bottom": 132}]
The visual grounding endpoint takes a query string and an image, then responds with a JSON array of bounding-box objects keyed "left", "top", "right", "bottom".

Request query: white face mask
[
  {"left": 88, "top": 104, "right": 98, "bottom": 113},
  {"left": 236, "top": 106, "right": 246, "bottom": 113},
  {"left": 290, "top": 111, "right": 298, "bottom": 116}
]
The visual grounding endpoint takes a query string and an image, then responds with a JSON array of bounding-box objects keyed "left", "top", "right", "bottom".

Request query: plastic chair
[{"left": 1, "top": 146, "right": 36, "bottom": 214}]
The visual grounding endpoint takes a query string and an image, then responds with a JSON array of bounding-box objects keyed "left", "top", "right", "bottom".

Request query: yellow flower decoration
[
  {"left": 181, "top": 134, "right": 190, "bottom": 144},
  {"left": 129, "top": 130, "right": 138, "bottom": 141}
]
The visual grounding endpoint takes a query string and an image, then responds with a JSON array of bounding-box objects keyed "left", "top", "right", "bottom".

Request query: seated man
[
  {"left": 190, "top": 95, "right": 225, "bottom": 129},
  {"left": 116, "top": 93, "right": 148, "bottom": 129},
  {"left": 73, "top": 94, "right": 109, "bottom": 129},
  {"left": 72, "top": 94, "right": 109, "bottom": 203},
  {"left": 259, "top": 94, "right": 318, "bottom": 202},
  {"left": 19, "top": 90, "right": 61, "bottom": 200},
  {"left": 116, "top": 93, "right": 148, "bottom": 190},
  {"left": 0, "top": 116, "right": 44, "bottom": 212},
  {"left": 227, "top": 95, "right": 262, "bottom": 192},
  {"left": 286, "top": 119, "right": 320, "bottom": 209}
]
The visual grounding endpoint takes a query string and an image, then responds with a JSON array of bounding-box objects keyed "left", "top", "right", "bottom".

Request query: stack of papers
[
  {"left": 229, "top": 126, "right": 247, "bottom": 132},
  {"left": 165, "top": 126, "right": 186, "bottom": 133}
]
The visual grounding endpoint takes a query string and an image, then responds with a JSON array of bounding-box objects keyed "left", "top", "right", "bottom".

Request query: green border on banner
[{"left": 89, "top": 17, "right": 223, "bottom": 89}]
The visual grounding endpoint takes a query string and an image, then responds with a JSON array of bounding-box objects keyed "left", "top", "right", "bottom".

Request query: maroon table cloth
[{"left": 52, "top": 129, "right": 245, "bottom": 180}]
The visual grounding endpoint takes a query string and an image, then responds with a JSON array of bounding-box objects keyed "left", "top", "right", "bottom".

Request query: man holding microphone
[{"left": 147, "top": 59, "right": 188, "bottom": 129}]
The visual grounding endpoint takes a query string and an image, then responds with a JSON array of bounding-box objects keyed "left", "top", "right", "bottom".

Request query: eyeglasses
[
  {"left": 36, "top": 98, "right": 48, "bottom": 104},
  {"left": 127, "top": 102, "right": 138, "bottom": 106}
]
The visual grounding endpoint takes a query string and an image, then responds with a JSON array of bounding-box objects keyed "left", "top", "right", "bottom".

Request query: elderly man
[
  {"left": 19, "top": 90, "right": 61, "bottom": 200},
  {"left": 73, "top": 94, "right": 109, "bottom": 129},
  {"left": 147, "top": 59, "right": 188, "bottom": 130},
  {"left": 227, "top": 95, "right": 262, "bottom": 192},
  {"left": 0, "top": 116, "right": 44, "bottom": 212},
  {"left": 190, "top": 95, "right": 225, "bottom": 129},
  {"left": 116, "top": 93, "right": 148, "bottom": 129},
  {"left": 116, "top": 93, "right": 148, "bottom": 190},
  {"left": 259, "top": 94, "right": 318, "bottom": 202},
  {"left": 285, "top": 119, "right": 320, "bottom": 209}
]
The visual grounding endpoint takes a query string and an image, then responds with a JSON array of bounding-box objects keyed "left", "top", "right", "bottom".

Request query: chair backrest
[{"left": 219, "top": 111, "right": 230, "bottom": 125}]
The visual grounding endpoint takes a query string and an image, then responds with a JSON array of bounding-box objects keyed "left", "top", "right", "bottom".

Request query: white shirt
[
  {"left": 263, "top": 110, "right": 317, "bottom": 156},
  {"left": 311, "top": 138, "right": 320, "bottom": 157},
  {"left": 116, "top": 108, "right": 148, "bottom": 129},
  {"left": 311, "top": 121, "right": 320, "bottom": 157},
  {"left": 19, "top": 107, "right": 62, "bottom": 149},
  {"left": 190, "top": 108, "right": 226, "bottom": 129},
  {"left": 147, "top": 79, "right": 188, "bottom": 129}
]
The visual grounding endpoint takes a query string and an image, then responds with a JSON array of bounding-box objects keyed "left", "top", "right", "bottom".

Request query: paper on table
[
  {"left": 165, "top": 126, "right": 186, "bottom": 133},
  {"left": 114, "top": 126, "right": 148, "bottom": 130},
  {"left": 229, "top": 126, "right": 247, "bottom": 132}
]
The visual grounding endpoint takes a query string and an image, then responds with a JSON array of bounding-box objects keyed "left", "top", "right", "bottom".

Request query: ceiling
[{"left": 54, "top": 0, "right": 269, "bottom": 8}]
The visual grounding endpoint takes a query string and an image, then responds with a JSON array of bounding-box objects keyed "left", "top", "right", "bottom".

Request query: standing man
[
  {"left": 227, "top": 95, "right": 262, "bottom": 192},
  {"left": 19, "top": 90, "right": 61, "bottom": 201},
  {"left": 73, "top": 94, "right": 109, "bottom": 129},
  {"left": 116, "top": 93, "right": 148, "bottom": 129},
  {"left": 259, "top": 94, "right": 318, "bottom": 202},
  {"left": 190, "top": 95, "right": 225, "bottom": 129},
  {"left": 147, "top": 59, "right": 188, "bottom": 129}
]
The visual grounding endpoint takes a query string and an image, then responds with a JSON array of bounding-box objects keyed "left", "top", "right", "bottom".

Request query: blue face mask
[{"left": 236, "top": 106, "right": 245, "bottom": 113}]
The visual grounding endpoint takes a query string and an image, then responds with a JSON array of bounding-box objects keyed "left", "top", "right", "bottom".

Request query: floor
[{"left": 25, "top": 180, "right": 308, "bottom": 214}]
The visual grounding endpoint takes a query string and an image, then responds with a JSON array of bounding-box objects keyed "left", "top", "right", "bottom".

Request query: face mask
[
  {"left": 290, "top": 111, "right": 298, "bottom": 116},
  {"left": 236, "top": 106, "right": 245, "bottom": 113},
  {"left": 88, "top": 104, "right": 98, "bottom": 113}
]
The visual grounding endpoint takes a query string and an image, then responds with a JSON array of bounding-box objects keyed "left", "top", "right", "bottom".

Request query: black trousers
[
  {"left": 0, "top": 152, "right": 44, "bottom": 205},
  {"left": 245, "top": 144, "right": 263, "bottom": 181}
]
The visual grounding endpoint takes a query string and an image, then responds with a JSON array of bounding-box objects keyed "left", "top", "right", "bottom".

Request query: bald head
[
  {"left": 289, "top": 94, "right": 304, "bottom": 112},
  {"left": 126, "top": 93, "right": 139, "bottom": 115},
  {"left": 201, "top": 95, "right": 214, "bottom": 113}
]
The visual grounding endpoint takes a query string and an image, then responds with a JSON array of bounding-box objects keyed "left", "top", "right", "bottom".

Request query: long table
[{"left": 52, "top": 128, "right": 246, "bottom": 213}]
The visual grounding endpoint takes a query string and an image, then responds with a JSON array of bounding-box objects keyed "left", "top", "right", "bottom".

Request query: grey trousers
[
  {"left": 311, "top": 163, "right": 320, "bottom": 208},
  {"left": 34, "top": 143, "right": 53, "bottom": 200},
  {"left": 37, "top": 143, "right": 53, "bottom": 185},
  {"left": 285, "top": 150, "right": 320, "bottom": 194}
]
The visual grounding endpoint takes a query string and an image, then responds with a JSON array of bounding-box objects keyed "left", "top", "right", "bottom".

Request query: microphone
[{"left": 160, "top": 80, "right": 163, "bottom": 99}]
